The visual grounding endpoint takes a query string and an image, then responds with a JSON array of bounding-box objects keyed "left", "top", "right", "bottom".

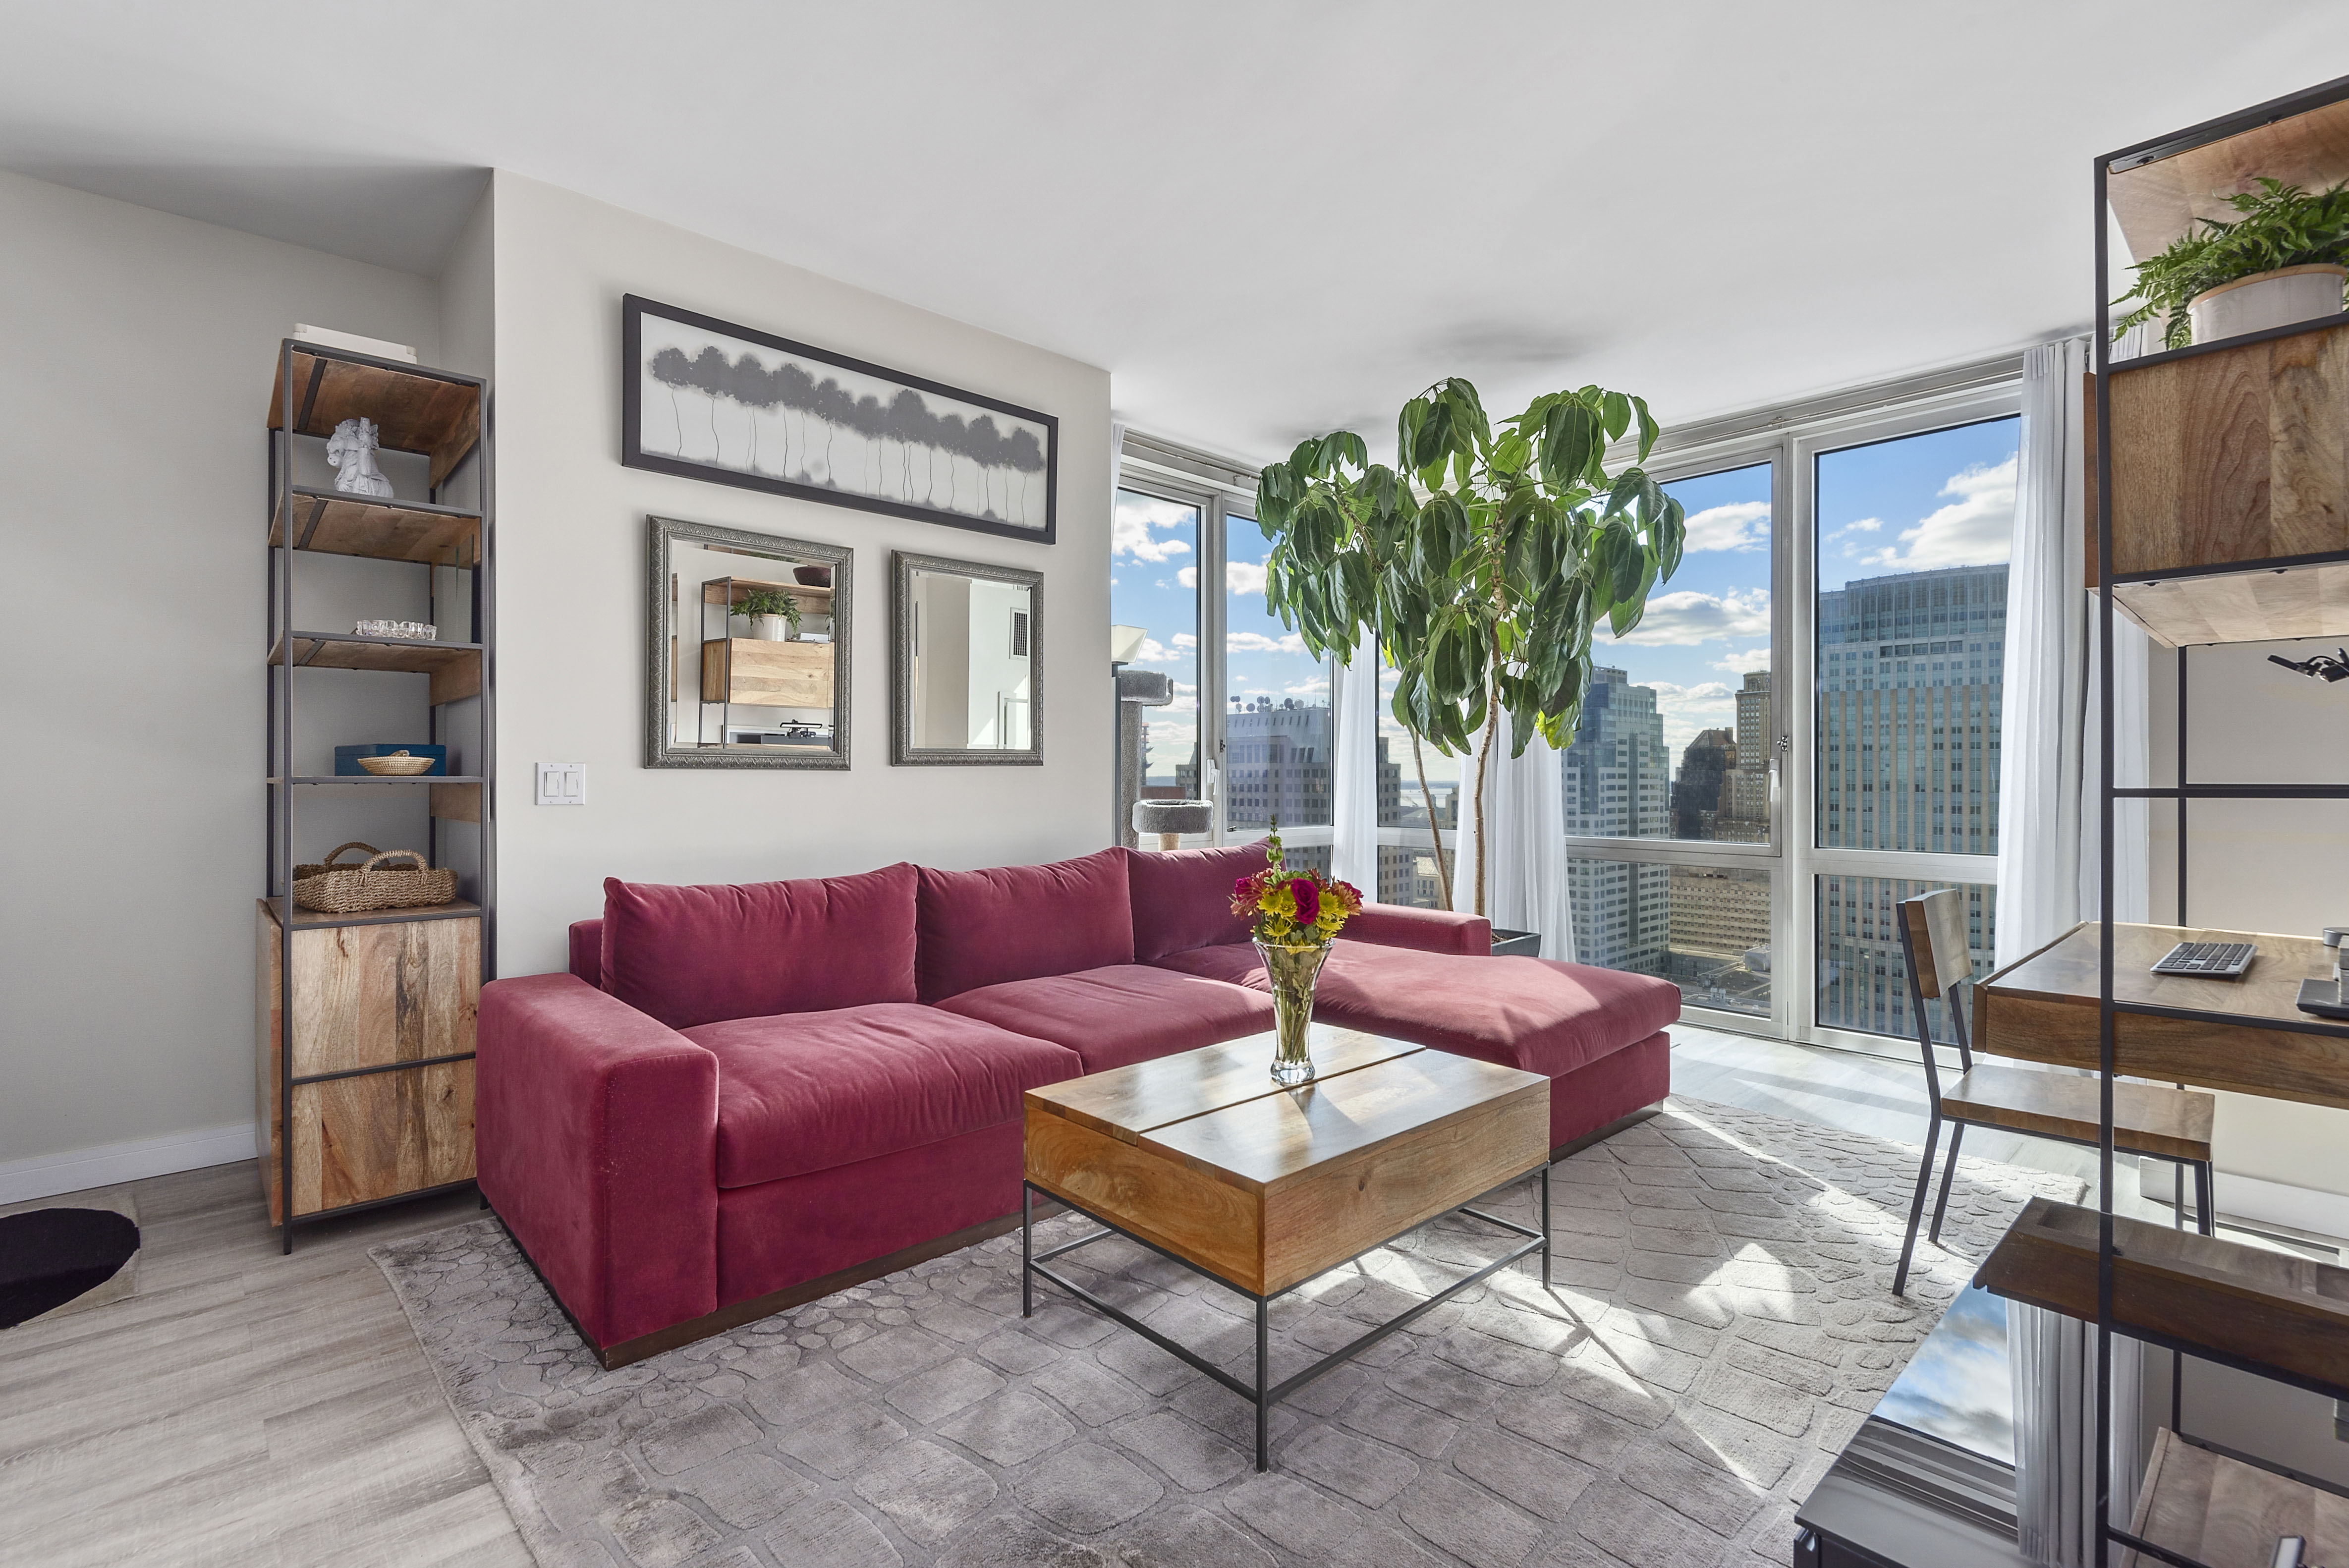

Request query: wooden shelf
[
  {"left": 270, "top": 487, "right": 480, "bottom": 567},
  {"left": 2122, "top": 1428, "right": 2349, "bottom": 1568},
  {"left": 703, "top": 575, "right": 834, "bottom": 609},
  {"left": 274, "top": 774, "right": 483, "bottom": 784},
  {"left": 268, "top": 346, "right": 481, "bottom": 489},
  {"left": 2107, "top": 560, "right": 2349, "bottom": 647},
  {"left": 2110, "top": 96, "right": 2349, "bottom": 264},
  {"left": 269, "top": 633, "right": 481, "bottom": 706},
  {"left": 261, "top": 896, "right": 482, "bottom": 931},
  {"left": 1977, "top": 1197, "right": 2349, "bottom": 1402}
]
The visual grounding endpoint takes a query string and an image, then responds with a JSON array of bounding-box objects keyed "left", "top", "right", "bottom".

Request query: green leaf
[
  {"left": 1632, "top": 395, "right": 1660, "bottom": 462},
  {"left": 1601, "top": 390, "right": 1631, "bottom": 443}
]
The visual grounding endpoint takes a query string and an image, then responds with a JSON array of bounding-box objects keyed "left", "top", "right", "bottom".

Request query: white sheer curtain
[
  {"left": 2010, "top": 1300, "right": 2144, "bottom": 1568},
  {"left": 1994, "top": 337, "right": 2150, "bottom": 965},
  {"left": 1330, "top": 630, "right": 1380, "bottom": 895},
  {"left": 1108, "top": 419, "right": 1126, "bottom": 508},
  {"left": 1451, "top": 735, "right": 1574, "bottom": 959}
]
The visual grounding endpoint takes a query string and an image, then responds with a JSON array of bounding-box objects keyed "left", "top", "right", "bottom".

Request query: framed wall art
[{"left": 622, "top": 294, "right": 1058, "bottom": 545}]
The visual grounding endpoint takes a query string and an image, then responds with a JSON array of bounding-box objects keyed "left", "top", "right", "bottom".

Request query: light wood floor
[{"left": 0, "top": 1026, "right": 2119, "bottom": 1568}]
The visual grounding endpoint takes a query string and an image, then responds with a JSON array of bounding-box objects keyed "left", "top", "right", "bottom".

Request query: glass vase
[{"left": 1254, "top": 938, "right": 1332, "bottom": 1086}]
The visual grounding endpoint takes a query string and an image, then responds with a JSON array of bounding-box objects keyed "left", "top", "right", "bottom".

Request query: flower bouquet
[{"left": 1230, "top": 823, "right": 1363, "bottom": 1085}]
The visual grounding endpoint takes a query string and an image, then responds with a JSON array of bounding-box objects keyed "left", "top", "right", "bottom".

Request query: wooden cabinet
[
  {"left": 701, "top": 637, "right": 835, "bottom": 707},
  {"left": 256, "top": 901, "right": 479, "bottom": 1226},
  {"left": 2091, "top": 314, "right": 2349, "bottom": 646}
]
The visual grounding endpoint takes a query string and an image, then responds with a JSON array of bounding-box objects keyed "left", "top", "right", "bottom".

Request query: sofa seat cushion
[
  {"left": 1155, "top": 940, "right": 1680, "bottom": 1080},
  {"left": 683, "top": 1004, "right": 1081, "bottom": 1188},
  {"left": 934, "top": 964, "right": 1275, "bottom": 1074}
]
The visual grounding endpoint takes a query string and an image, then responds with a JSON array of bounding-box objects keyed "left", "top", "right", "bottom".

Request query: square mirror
[
  {"left": 892, "top": 551, "right": 1042, "bottom": 765},
  {"left": 647, "top": 515, "right": 851, "bottom": 768}
]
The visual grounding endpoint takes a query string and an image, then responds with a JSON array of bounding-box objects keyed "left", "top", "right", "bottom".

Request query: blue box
[{"left": 335, "top": 743, "right": 448, "bottom": 776}]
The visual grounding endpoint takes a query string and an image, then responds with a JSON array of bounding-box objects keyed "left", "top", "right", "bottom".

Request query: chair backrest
[
  {"left": 1896, "top": 888, "right": 1974, "bottom": 1074},
  {"left": 1899, "top": 889, "right": 1972, "bottom": 1000}
]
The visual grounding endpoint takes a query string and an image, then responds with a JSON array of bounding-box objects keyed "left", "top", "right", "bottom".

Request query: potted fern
[
  {"left": 2115, "top": 176, "right": 2349, "bottom": 349},
  {"left": 734, "top": 587, "right": 801, "bottom": 641}
]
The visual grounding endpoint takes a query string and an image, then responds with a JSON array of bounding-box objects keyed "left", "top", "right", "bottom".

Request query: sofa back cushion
[
  {"left": 1128, "top": 841, "right": 1273, "bottom": 962},
  {"left": 916, "top": 848, "right": 1134, "bottom": 1002},
  {"left": 601, "top": 863, "right": 919, "bottom": 1029}
]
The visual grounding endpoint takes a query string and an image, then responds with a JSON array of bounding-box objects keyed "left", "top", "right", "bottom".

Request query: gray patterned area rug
[{"left": 373, "top": 1098, "right": 2077, "bottom": 1568}]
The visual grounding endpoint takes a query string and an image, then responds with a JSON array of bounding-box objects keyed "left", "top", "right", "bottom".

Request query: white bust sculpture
[{"left": 326, "top": 417, "right": 394, "bottom": 497}]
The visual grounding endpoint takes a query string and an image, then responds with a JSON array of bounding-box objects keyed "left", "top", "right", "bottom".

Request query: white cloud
[
  {"left": 1285, "top": 677, "right": 1330, "bottom": 697},
  {"left": 1713, "top": 646, "right": 1770, "bottom": 675},
  {"left": 1828, "top": 517, "right": 1883, "bottom": 538},
  {"left": 1858, "top": 457, "right": 2016, "bottom": 574},
  {"left": 1228, "top": 630, "right": 1306, "bottom": 655},
  {"left": 1172, "top": 632, "right": 1198, "bottom": 649},
  {"left": 1181, "top": 559, "right": 1271, "bottom": 594},
  {"left": 1114, "top": 493, "right": 1196, "bottom": 562},
  {"left": 1130, "top": 637, "right": 1196, "bottom": 668},
  {"left": 1651, "top": 680, "right": 1734, "bottom": 702},
  {"left": 1682, "top": 501, "right": 1770, "bottom": 553},
  {"left": 1607, "top": 587, "right": 1772, "bottom": 646}
]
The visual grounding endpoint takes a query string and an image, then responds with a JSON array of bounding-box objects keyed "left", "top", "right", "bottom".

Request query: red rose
[
  {"left": 1233, "top": 876, "right": 1255, "bottom": 899},
  {"left": 1289, "top": 877, "right": 1321, "bottom": 923}
]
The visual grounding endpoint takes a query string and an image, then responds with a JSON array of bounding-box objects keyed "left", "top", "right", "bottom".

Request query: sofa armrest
[
  {"left": 568, "top": 918, "right": 604, "bottom": 986},
  {"left": 1346, "top": 901, "right": 1493, "bottom": 956},
  {"left": 477, "top": 973, "right": 717, "bottom": 1351}
]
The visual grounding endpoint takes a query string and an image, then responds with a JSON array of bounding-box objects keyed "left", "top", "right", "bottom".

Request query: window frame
[{"left": 1622, "top": 368, "right": 2022, "bottom": 1058}]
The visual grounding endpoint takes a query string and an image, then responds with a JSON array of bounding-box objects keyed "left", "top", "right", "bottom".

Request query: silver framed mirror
[
  {"left": 891, "top": 551, "right": 1042, "bottom": 766},
  {"left": 647, "top": 514, "right": 851, "bottom": 769}
]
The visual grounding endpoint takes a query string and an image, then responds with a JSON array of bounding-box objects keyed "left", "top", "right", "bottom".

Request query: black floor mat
[{"left": 0, "top": 1208, "right": 140, "bottom": 1328}]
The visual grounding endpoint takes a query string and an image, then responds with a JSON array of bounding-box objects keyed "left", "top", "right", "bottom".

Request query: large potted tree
[{"left": 1254, "top": 377, "right": 1685, "bottom": 917}]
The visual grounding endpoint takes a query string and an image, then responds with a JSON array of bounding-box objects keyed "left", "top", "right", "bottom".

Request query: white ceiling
[{"left": 4, "top": 3, "right": 2344, "bottom": 465}]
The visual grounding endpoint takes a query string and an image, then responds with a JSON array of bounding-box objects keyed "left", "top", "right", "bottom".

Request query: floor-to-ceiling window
[
  {"left": 1221, "top": 507, "right": 1338, "bottom": 874},
  {"left": 1809, "top": 414, "right": 2018, "bottom": 1046},
  {"left": 1111, "top": 487, "right": 1202, "bottom": 819},
  {"left": 1564, "top": 460, "right": 1780, "bottom": 1020}
]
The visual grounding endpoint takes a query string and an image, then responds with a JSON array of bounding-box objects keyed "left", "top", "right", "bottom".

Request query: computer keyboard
[{"left": 2150, "top": 941, "right": 2256, "bottom": 978}]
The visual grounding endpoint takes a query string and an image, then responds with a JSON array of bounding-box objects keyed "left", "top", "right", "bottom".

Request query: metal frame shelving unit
[
  {"left": 2089, "top": 73, "right": 2349, "bottom": 1568},
  {"left": 264, "top": 339, "right": 494, "bottom": 1252}
]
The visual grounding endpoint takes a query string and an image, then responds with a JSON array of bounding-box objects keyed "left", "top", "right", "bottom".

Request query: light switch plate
[{"left": 537, "top": 762, "right": 586, "bottom": 805}]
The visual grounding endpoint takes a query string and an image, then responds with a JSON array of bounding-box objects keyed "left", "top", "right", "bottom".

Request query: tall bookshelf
[
  {"left": 259, "top": 340, "right": 493, "bottom": 1252},
  {"left": 2067, "top": 74, "right": 2349, "bottom": 1568}
]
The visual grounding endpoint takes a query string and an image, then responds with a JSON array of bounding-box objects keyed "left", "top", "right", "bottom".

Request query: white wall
[
  {"left": 487, "top": 172, "right": 1112, "bottom": 977},
  {"left": 0, "top": 169, "right": 443, "bottom": 1181},
  {"left": 2147, "top": 640, "right": 2349, "bottom": 1213}
]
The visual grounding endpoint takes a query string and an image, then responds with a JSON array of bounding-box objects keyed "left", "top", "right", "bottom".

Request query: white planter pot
[
  {"left": 2187, "top": 263, "right": 2346, "bottom": 346},
  {"left": 752, "top": 615, "right": 789, "bottom": 641}
]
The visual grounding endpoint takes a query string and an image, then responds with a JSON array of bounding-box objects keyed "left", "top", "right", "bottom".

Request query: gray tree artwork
[{"left": 641, "top": 328, "right": 1050, "bottom": 530}]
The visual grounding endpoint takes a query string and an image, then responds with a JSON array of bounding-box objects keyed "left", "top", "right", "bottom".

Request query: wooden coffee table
[{"left": 1021, "top": 1027, "right": 1552, "bottom": 1470}]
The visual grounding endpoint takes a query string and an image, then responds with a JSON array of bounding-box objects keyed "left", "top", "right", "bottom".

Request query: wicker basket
[{"left": 291, "top": 842, "right": 457, "bottom": 914}]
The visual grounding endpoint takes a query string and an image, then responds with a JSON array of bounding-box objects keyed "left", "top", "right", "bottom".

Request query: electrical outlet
[{"left": 537, "top": 763, "right": 586, "bottom": 805}]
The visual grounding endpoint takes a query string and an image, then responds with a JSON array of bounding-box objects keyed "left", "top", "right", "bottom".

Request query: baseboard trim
[
  {"left": 2138, "top": 1157, "right": 2349, "bottom": 1245},
  {"left": 0, "top": 1122, "right": 257, "bottom": 1206}
]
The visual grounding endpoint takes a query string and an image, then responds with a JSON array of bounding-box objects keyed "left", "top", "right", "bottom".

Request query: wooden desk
[{"left": 1976, "top": 922, "right": 2349, "bottom": 1110}]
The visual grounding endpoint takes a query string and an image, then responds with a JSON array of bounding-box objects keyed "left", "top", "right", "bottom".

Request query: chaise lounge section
[{"left": 478, "top": 844, "right": 1678, "bottom": 1366}]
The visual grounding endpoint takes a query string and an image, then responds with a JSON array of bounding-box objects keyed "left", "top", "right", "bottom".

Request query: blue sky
[{"left": 1111, "top": 416, "right": 2019, "bottom": 787}]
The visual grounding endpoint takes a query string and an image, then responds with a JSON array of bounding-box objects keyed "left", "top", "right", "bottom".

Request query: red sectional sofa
[{"left": 477, "top": 843, "right": 1678, "bottom": 1366}]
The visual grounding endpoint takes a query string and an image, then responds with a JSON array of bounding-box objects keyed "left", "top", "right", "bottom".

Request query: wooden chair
[{"left": 1890, "top": 888, "right": 2216, "bottom": 1296}]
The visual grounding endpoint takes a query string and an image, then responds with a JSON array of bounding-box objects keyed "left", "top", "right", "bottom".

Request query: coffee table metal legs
[
  {"left": 1019, "top": 1165, "right": 1553, "bottom": 1471},
  {"left": 1254, "top": 1298, "right": 1270, "bottom": 1470}
]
